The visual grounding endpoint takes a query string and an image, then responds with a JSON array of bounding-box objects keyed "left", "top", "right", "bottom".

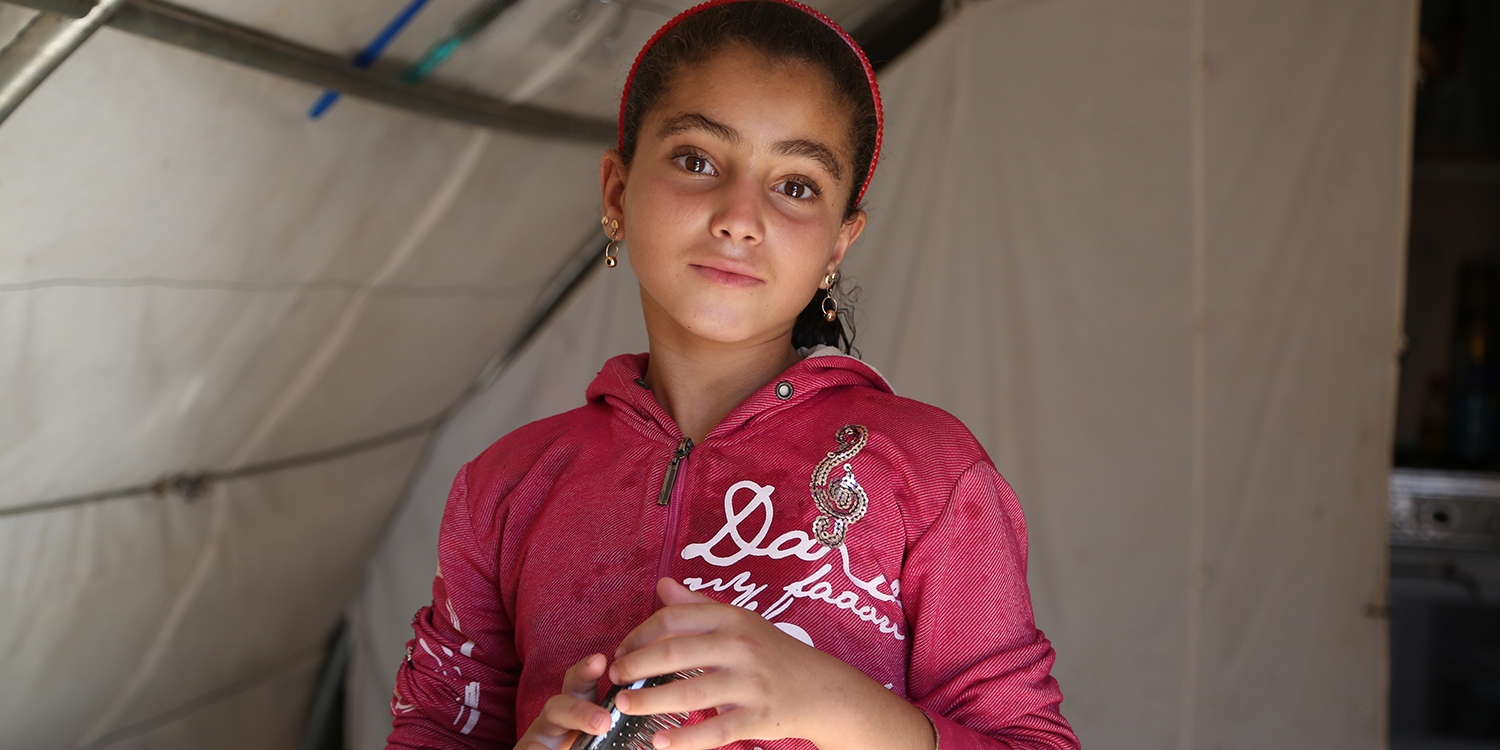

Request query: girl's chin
[
  {"left": 672, "top": 307, "right": 788, "bottom": 345},
  {"left": 640, "top": 283, "right": 800, "bottom": 344},
  {"left": 679, "top": 322, "right": 767, "bottom": 345}
]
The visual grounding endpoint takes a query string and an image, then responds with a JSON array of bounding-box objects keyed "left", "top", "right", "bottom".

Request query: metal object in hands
[{"left": 570, "top": 671, "right": 702, "bottom": 750}]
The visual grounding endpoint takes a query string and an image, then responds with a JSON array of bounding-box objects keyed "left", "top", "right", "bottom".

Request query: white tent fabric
[
  {"left": 838, "top": 2, "right": 1412, "bottom": 746},
  {"left": 0, "top": 0, "right": 1414, "bottom": 748}
]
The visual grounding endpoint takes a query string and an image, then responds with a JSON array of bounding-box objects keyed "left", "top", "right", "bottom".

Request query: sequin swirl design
[{"left": 809, "top": 424, "right": 870, "bottom": 547}]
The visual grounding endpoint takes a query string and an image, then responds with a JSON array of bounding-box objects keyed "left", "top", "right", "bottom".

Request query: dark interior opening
[{"left": 1391, "top": 3, "right": 1500, "bottom": 749}]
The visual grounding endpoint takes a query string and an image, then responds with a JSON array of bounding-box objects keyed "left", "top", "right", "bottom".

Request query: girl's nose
[{"left": 709, "top": 176, "right": 765, "bottom": 245}]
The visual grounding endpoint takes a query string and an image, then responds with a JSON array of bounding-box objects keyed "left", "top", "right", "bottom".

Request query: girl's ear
[
  {"left": 829, "top": 208, "right": 867, "bottom": 272},
  {"left": 600, "top": 150, "right": 629, "bottom": 233}
]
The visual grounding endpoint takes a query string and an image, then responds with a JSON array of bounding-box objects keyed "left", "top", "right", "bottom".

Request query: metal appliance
[{"left": 1389, "top": 469, "right": 1500, "bottom": 749}]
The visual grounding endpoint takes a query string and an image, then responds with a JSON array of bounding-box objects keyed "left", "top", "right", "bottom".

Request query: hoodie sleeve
[
  {"left": 387, "top": 463, "right": 521, "bottom": 750},
  {"left": 902, "top": 461, "right": 1079, "bottom": 750}
]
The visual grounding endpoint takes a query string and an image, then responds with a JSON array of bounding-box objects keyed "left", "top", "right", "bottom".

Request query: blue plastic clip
[{"left": 309, "top": 0, "right": 432, "bottom": 119}]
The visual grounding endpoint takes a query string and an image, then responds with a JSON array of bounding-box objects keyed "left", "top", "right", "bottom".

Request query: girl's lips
[{"left": 690, "top": 263, "right": 762, "bottom": 287}]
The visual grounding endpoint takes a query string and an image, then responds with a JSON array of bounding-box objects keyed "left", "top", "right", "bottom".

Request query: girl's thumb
[{"left": 656, "top": 576, "right": 714, "bottom": 605}]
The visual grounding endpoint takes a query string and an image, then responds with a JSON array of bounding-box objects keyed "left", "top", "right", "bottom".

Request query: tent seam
[{"left": 1179, "top": 0, "right": 1207, "bottom": 747}]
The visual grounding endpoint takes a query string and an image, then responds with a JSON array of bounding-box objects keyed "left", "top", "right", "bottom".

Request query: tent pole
[
  {"left": 299, "top": 621, "right": 351, "bottom": 750},
  {"left": 0, "top": 0, "right": 614, "bottom": 140},
  {"left": 0, "top": 0, "right": 128, "bottom": 126}
]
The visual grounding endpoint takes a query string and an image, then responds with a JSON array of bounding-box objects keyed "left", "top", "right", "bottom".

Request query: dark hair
[
  {"left": 792, "top": 280, "right": 859, "bottom": 354},
  {"left": 619, "top": 1, "right": 877, "bottom": 354}
]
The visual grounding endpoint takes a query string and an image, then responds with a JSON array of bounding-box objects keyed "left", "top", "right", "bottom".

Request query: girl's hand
[
  {"left": 609, "top": 578, "right": 935, "bottom": 750},
  {"left": 516, "top": 654, "right": 614, "bottom": 750}
]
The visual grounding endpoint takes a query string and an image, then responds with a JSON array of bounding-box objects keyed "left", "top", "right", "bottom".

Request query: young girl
[{"left": 387, "top": 2, "right": 1078, "bottom": 749}]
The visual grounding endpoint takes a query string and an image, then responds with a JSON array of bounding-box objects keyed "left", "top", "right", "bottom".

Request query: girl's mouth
[{"left": 690, "top": 263, "right": 763, "bottom": 287}]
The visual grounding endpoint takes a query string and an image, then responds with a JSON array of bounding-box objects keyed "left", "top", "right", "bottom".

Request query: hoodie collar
[{"left": 585, "top": 348, "right": 895, "bottom": 443}]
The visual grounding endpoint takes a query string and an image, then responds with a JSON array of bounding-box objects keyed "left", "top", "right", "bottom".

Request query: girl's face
[{"left": 601, "top": 45, "right": 867, "bottom": 347}]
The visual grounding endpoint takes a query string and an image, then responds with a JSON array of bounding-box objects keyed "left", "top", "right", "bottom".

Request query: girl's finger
[
  {"left": 611, "top": 631, "right": 742, "bottom": 685},
  {"left": 613, "top": 603, "right": 732, "bottom": 659},
  {"left": 613, "top": 668, "right": 738, "bottom": 717},
  {"left": 539, "top": 693, "right": 614, "bottom": 737},
  {"left": 563, "top": 653, "right": 608, "bottom": 701},
  {"left": 650, "top": 708, "right": 755, "bottom": 750},
  {"left": 519, "top": 730, "right": 575, "bottom": 750},
  {"left": 656, "top": 577, "right": 718, "bottom": 606}
]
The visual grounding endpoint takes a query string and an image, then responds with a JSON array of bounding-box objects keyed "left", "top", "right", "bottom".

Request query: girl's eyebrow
[
  {"left": 657, "top": 111, "right": 845, "bottom": 182},
  {"left": 658, "top": 112, "right": 741, "bottom": 143},
  {"left": 773, "top": 139, "right": 844, "bottom": 182}
]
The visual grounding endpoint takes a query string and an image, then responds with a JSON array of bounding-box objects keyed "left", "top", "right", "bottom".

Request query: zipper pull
[{"left": 656, "top": 437, "right": 694, "bottom": 506}]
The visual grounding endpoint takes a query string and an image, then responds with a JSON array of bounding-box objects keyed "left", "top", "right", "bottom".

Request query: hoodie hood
[{"left": 585, "top": 346, "right": 896, "bottom": 442}]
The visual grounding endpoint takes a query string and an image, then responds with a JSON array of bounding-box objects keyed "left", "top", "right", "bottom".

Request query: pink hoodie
[{"left": 387, "top": 349, "right": 1078, "bottom": 750}]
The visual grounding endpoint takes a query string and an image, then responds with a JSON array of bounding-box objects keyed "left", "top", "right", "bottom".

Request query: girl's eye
[
  {"left": 775, "top": 180, "right": 819, "bottom": 201},
  {"left": 673, "top": 153, "right": 716, "bottom": 175}
]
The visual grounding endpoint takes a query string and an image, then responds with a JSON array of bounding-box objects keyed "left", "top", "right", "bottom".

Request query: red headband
[{"left": 618, "top": 0, "right": 884, "bottom": 205}]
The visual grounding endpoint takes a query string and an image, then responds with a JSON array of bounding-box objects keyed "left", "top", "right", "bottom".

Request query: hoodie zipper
[
  {"left": 656, "top": 437, "right": 693, "bottom": 506},
  {"left": 654, "top": 437, "right": 693, "bottom": 581}
]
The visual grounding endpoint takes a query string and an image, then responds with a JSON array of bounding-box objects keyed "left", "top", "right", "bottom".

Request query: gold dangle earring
[
  {"left": 821, "top": 270, "right": 840, "bottom": 322},
  {"left": 602, "top": 216, "right": 621, "bottom": 268}
]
